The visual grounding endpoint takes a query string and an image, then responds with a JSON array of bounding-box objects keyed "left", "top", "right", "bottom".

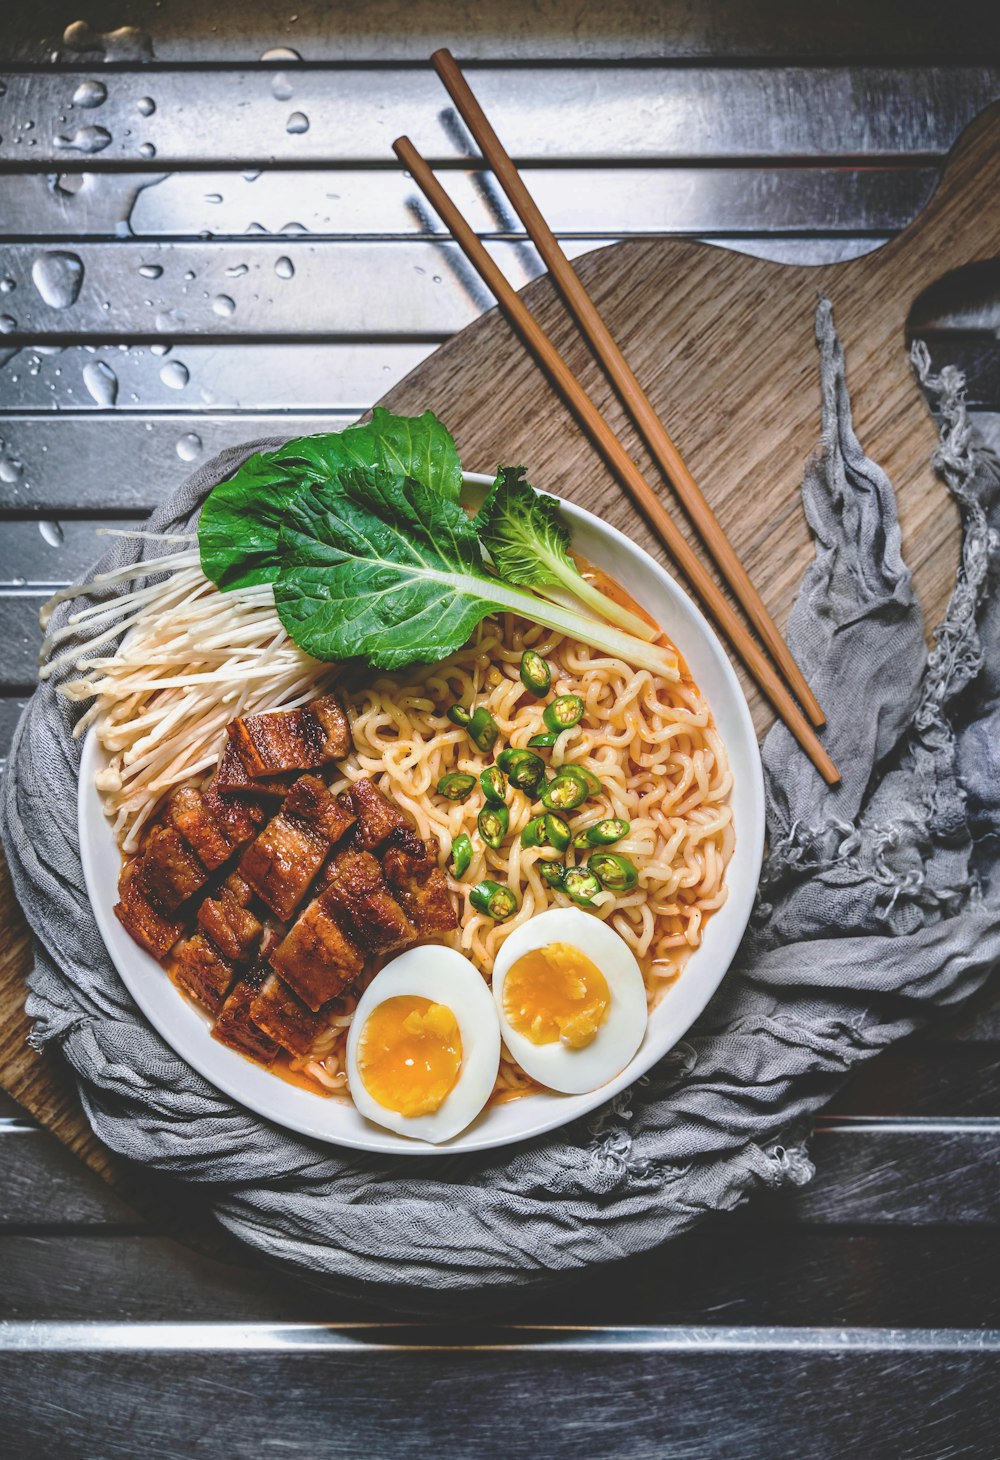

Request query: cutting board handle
[{"left": 863, "top": 99, "right": 1000, "bottom": 295}]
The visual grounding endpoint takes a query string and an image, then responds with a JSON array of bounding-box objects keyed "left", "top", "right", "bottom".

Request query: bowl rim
[{"left": 78, "top": 471, "right": 765, "bottom": 1156}]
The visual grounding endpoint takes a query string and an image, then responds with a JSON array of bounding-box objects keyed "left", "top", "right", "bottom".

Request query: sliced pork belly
[
  {"left": 114, "top": 859, "right": 186, "bottom": 959},
  {"left": 226, "top": 690, "right": 351, "bottom": 778},
  {"left": 139, "top": 825, "right": 209, "bottom": 910},
  {"left": 382, "top": 841, "right": 458, "bottom": 938},
  {"left": 167, "top": 785, "right": 264, "bottom": 870},
  {"left": 323, "top": 848, "right": 415, "bottom": 956},
  {"left": 196, "top": 873, "right": 263, "bottom": 963},
  {"left": 212, "top": 742, "right": 291, "bottom": 797},
  {"left": 172, "top": 932, "right": 237, "bottom": 1016},
  {"left": 342, "top": 777, "right": 411, "bottom": 851},
  {"left": 239, "top": 774, "right": 357, "bottom": 921},
  {"left": 212, "top": 965, "right": 281, "bottom": 1066},
  {"left": 250, "top": 972, "right": 327, "bottom": 1056},
  {"left": 269, "top": 889, "right": 365, "bottom": 1010}
]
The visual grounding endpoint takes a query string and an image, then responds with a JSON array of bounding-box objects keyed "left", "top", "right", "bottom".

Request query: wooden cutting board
[{"left": 2, "top": 100, "right": 999, "bottom": 1219}]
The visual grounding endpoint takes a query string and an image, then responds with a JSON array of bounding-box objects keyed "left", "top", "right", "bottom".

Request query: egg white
[
  {"left": 346, "top": 946, "right": 501, "bottom": 1144},
  {"left": 491, "top": 907, "right": 648, "bottom": 1095}
]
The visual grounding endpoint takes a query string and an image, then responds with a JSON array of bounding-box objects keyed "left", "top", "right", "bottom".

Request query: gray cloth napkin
[{"left": 3, "top": 299, "right": 999, "bottom": 1304}]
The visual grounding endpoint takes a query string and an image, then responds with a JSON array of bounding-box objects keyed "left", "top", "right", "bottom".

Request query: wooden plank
[
  {"left": 0, "top": 165, "right": 934, "bottom": 239},
  {"left": 4, "top": 0, "right": 1000, "bottom": 63},
  {"left": 2, "top": 67, "right": 998, "bottom": 166},
  {"left": 0, "top": 1341, "right": 996, "bottom": 1459},
  {"left": 3, "top": 1225, "right": 1000, "bottom": 1326}
]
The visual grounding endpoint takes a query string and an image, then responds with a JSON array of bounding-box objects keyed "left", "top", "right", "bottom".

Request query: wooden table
[{"left": 2, "top": 4, "right": 1000, "bottom": 1455}]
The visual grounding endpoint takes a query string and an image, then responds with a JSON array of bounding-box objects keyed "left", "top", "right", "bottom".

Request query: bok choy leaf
[
  {"left": 199, "top": 409, "right": 462, "bottom": 591},
  {"left": 475, "top": 466, "right": 657, "bottom": 642},
  {"left": 272, "top": 469, "right": 679, "bottom": 677}
]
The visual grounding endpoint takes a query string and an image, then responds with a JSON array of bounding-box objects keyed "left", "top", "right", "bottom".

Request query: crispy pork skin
[
  {"left": 212, "top": 966, "right": 281, "bottom": 1065},
  {"left": 341, "top": 777, "right": 411, "bottom": 850},
  {"left": 382, "top": 842, "right": 458, "bottom": 938},
  {"left": 250, "top": 972, "right": 327, "bottom": 1056},
  {"left": 140, "top": 824, "right": 209, "bottom": 910},
  {"left": 173, "top": 933, "right": 236, "bottom": 1016},
  {"left": 196, "top": 873, "right": 263, "bottom": 963},
  {"left": 269, "top": 889, "right": 365, "bottom": 1010},
  {"left": 239, "top": 775, "right": 357, "bottom": 921},
  {"left": 226, "top": 691, "right": 351, "bottom": 778},
  {"left": 323, "top": 849, "right": 415, "bottom": 955},
  {"left": 114, "top": 860, "right": 186, "bottom": 959}
]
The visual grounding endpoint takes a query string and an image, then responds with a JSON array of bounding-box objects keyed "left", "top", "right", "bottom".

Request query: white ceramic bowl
[{"left": 79, "top": 472, "right": 765, "bottom": 1155}]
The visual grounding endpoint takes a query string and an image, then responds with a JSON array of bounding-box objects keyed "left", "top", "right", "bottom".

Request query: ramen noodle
[{"left": 294, "top": 599, "right": 734, "bottom": 1098}]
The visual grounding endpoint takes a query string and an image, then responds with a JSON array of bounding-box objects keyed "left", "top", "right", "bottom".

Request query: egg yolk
[
  {"left": 356, "top": 995, "right": 463, "bottom": 1117},
  {"left": 503, "top": 943, "right": 610, "bottom": 1049}
]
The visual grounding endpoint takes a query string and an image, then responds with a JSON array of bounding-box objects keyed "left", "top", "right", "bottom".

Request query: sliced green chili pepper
[
  {"left": 528, "top": 731, "right": 561, "bottom": 749},
  {"left": 468, "top": 706, "right": 499, "bottom": 753},
  {"left": 573, "top": 817, "right": 631, "bottom": 850},
  {"left": 574, "top": 765, "right": 604, "bottom": 796},
  {"left": 496, "top": 747, "right": 546, "bottom": 792},
  {"left": 469, "top": 880, "right": 519, "bottom": 921},
  {"left": 480, "top": 766, "right": 507, "bottom": 804},
  {"left": 541, "top": 766, "right": 590, "bottom": 811},
  {"left": 519, "top": 649, "right": 551, "bottom": 697},
  {"left": 449, "top": 833, "right": 473, "bottom": 879},
  {"left": 538, "top": 860, "right": 567, "bottom": 889},
  {"left": 437, "top": 772, "right": 476, "bottom": 802},
  {"left": 520, "top": 812, "right": 570, "bottom": 852},
  {"left": 588, "top": 850, "right": 639, "bottom": 892},
  {"left": 478, "top": 803, "right": 510, "bottom": 850},
  {"left": 562, "top": 866, "right": 601, "bottom": 907},
  {"left": 543, "top": 694, "right": 585, "bottom": 732},
  {"left": 447, "top": 704, "right": 472, "bottom": 729}
]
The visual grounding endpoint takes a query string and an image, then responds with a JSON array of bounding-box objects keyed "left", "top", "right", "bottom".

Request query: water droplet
[
  {"left": 275, "top": 255, "right": 294, "bottom": 280},
  {"left": 280, "top": 220, "right": 308, "bottom": 235},
  {"left": 183, "top": 270, "right": 196, "bottom": 282},
  {"left": 139, "top": 142, "right": 156, "bottom": 159},
  {"left": 0, "top": 279, "right": 15, "bottom": 294},
  {"left": 260, "top": 46, "right": 301, "bottom": 61},
  {"left": 225, "top": 263, "right": 249, "bottom": 278},
  {"left": 31, "top": 251, "right": 85, "bottom": 309},
  {"left": 204, "top": 192, "right": 223, "bottom": 205},
  {"left": 242, "top": 170, "right": 261, "bottom": 183},
  {"left": 271, "top": 71, "right": 294, "bottom": 101},
  {"left": 72, "top": 79, "right": 107, "bottom": 109},
  {"left": 138, "top": 263, "right": 163, "bottom": 279},
  {"left": 39, "top": 520, "right": 64, "bottom": 547},
  {"left": 175, "top": 431, "right": 202, "bottom": 462},
  {"left": 212, "top": 294, "right": 236, "bottom": 317},
  {"left": 150, "top": 341, "right": 170, "bottom": 356},
  {"left": 245, "top": 221, "right": 269, "bottom": 235},
  {"left": 159, "top": 360, "right": 189, "bottom": 389},
  {"left": 285, "top": 111, "right": 309, "bottom": 135},
  {"left": 136, "top": 96, "right": 156, "bottom": 117},
  {"left": 0, "top": 450, "right": 24, "bottom": 483},
  {"left": 432, "top": 274, "right": 442, "bottom": 284},
  {"left": 0, "top": 316, "right": 17, "bottom": 334},
  {"left": 55, "top": 126, "right": 112, "bottom": 155},
  {"left": 83, "top": 359, "right": 118, "bottom": 406}
]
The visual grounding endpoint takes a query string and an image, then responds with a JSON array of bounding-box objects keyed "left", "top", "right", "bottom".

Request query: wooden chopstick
[
  {"left": 392, "top": 135, "right": 839, "bottom": 785},
  {"left": 429, "top": 47, "right": 825, "bottom": 732}
]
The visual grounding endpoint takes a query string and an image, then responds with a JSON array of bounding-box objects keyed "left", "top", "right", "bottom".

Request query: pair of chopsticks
[{"left": 393, "top": 50, "right": 839, "bottom": 785}]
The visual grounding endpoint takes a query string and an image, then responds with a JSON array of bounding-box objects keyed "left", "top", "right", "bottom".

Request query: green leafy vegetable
[
  {"left": 199, "top": 409, "right": 461, "bottom": 590},
  {"left": 476, "top": 466, "right": 658, "bottom": 644},
  {"left": 272, "top": 468, "right": 680, "bottom": 677}
]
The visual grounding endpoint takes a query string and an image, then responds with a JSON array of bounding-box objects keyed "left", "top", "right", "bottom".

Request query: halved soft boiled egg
[
  {"left": 346, "top": 947, "right": 500, "bottom": 1143},
  {"left": 491, "top": 908, "right": 648, "bottom": 1095}
]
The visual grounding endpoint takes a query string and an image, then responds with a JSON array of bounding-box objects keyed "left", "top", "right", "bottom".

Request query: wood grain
[{"left": 2, "top": 101, "right": 999, "bottom": 1216}]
